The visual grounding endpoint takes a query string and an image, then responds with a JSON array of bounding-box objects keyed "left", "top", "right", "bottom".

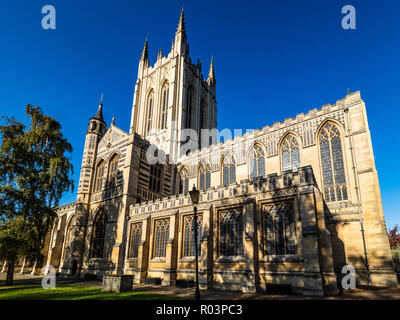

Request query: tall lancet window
[
  {"left": 250, "top": 144, "right": 266, "bottom": 180},
  {"left": 199, "top": 164, "right": 211, "bottom": 191},
  {"left": 222, "top": 153, "right": 236, "bottom": 186},
  {"left": 91, "top": 209, "right": 106, "bottom": 258},
  {"left": 160, "top": 84, "right": 169, "bottom": 129},
  {"left": 199, "top": 101, "right": 208, "bottom": 147},
  {"left": 178, "top": 168, "right": 189, "bottom": 195},
  {"left": 154, "top": 219, "right": 169, "bottom": 258},
  {"left": 319, "top": 122, "right": 348, "bottom": 203},
  {"left": 183, "top": 215, "right": 202, "bottom": 257},
  {"left": 186, "top": 89, "right": 193, "bottom": 129},
  {"left": 149, "top": 164, "right": 162, "bottom": 194},
  {"left": 146, "top": 92, "right": 154, "bottom": 135},
  {"left": 129, "top": 223, "right": 142, "bottom": 258},
  {"left": 107, "top": 154, "right": 119, "bottom": 187},
  {"left": 220, "top": 209, "right": 244, "bottom": 257},
  {"left": 281, "top": 135, "right": 300, "bottom": 171},
  {"left": 263, "top": 201, "right": 296, "bottom": 255},
  {"left": 94, "top": 160, "right": 105, "bottom": 192}
]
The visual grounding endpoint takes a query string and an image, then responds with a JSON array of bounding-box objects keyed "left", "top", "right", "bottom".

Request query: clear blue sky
[{"left": 0, "top": 0, "right": 399, "bottom": 228}]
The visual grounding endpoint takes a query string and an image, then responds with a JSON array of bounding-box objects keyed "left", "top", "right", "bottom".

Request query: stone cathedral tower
[
  {"left": 129, "top": 9, "right": 217, "bottom": 162},
  {"left": 38, "top": 8, "right": 398, "bottom": 295}
]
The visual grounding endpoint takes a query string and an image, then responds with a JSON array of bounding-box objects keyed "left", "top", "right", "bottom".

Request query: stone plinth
[{"left": 102, "top": 274, "right": 133, "bottom": 293}]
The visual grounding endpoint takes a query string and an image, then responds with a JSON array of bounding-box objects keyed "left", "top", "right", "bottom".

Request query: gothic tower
[
  {"left": 129, "top": 8, "right": 217, "bottom": 163},
  {"left": 77, "top": 97, "right": 107, "bottom": 203},
  {"left": 69, "top": 98, "right": 107, "bottom": 276}
]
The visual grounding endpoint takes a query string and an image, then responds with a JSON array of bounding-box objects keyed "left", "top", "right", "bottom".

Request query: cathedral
[{"left": 41, "top": 9, "right": 397, "bottom": 296}]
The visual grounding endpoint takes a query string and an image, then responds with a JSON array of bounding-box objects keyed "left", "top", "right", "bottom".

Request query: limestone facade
[{"left": 40, "top": 10, "right": 397, "bottom": 296}]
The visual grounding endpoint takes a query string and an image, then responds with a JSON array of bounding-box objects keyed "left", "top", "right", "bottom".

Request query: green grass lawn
[{"left": 0, "top": 281, "right": 186, "bottom": 300}]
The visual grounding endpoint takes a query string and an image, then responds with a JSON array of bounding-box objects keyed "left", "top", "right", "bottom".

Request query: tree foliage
[
  {"left": 388, "top": 225, "right": 400, "bottom": 249},
  {"left": 0, "top": 105, "right": 74, "bottom": 284}
]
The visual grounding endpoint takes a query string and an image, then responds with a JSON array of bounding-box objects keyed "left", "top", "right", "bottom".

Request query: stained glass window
[
  {"left": 281, "top": 135, "right": 300, "bottom": 171},
  {"left": 149, "top": 165, "right": 162, "bottom": 193},
  {"left": 129, "top": 223, "right": 142, "bottom": 258},
  {"left": 160, "top": 84, "right": 169, "bottom": 130},
  {"left": 107, "top": 154, "right": 119, "bottom": 187},
  {"left": 183, "top": 215, "right": 202, "bottom": 257},
  {"left": 178, "top": 168, "right": 189, "bottom": 194},
  {"left": 263, "top": 201, "right": 296, "bottom": 255},
  {"left": 250, "top": 145, "right": 266, "bottom": 179},
  {"left": 319, "top": 122, "right": 348, "bottom": 203},
  {"left": 199, "top": 164, "right": 211, "bottom": 191},
  {"left": 154, "top": 219, "right": 169, "bottom": 258},
  {"left": 222, "top": 153, "right": 236, "bottom": 186},
  {"left": 186, "top": 90, "right": 193, "bottom": 129},
  {"left": 220, "top": 209, "right": 243, "bottom": 256},
  {"left": 146, "top": 93, "right": 153, "bottom": 135},
  {"left": 94, "top": 160, "right": 105, "bottom": 192},
  {"left": 91, "top": 209, "right": 106, "bottom": 258},
  {"left": 264, "top": 212, "right": 274, "bottom": 255}
]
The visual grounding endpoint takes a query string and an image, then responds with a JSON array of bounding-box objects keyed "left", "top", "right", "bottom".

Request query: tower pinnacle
[
  {"left": 207, "top": 56, "right": 216, "bottom": 85},
  {"left": 92, "top": 93, "right": 104, "bottom": 122},
  {"left": 140, "top": 36, "right": 149, "bottom": 62},
  {"left": 176, "top": 6, "right": 186, "bottom": 35}
]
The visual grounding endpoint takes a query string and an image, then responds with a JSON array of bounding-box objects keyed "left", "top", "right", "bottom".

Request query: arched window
[
  {"left": 149, "top": 164, "right": 163, "bottom": 193},
  {"left": 129, "top": 223, "right": 142, "bottom": 258},
  {"left": 199, "top": 101, "right": 207, "bottom": 147},
  {"left": 146, "top": 92, "right": 154, "bottom": 135},
  {"left": 220, "top": 209, "right": 243, "bottom": 256},
  {"left": 319, "top": 122, "right": 348, "bottom": 203},
  {"left": 222, "top": 153, "right": 236, "bottom": 186},
  {"left": 199, "top": 164, "right": 211, "bottom": 191},
  {"left": 91, "top": 209, "right": 106, "bottom": 258},
  {"left": 107, "top": 154, "right": 119, "bottom": 187},
  {"left": 154, "top": 219, "right": 169, "bottom": 258},
  {"left": 94, "top": 160, "right": 105, "bottom": 192},
  {"left": 186, "top": 89, "right": 193, "bottom": 129},
  {"left": 250, "top": 144, "right": 265, "bottom": 180},
  {"left": 160, "top": 84, "right": 169, "bottom": 130},
  {"left": 178, "top": 168, "right": 189, "bottom": 195},
  {"left": 281, "top": 135, "right": 300, "bottom": 171},
  {"left": 263, "top": 201, "right": 296, "bottom": 255},
  {"left": 183, "top": 215, "right": 202, "bottom": 257}
]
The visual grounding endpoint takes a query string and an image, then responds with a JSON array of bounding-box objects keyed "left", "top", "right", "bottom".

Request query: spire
[
  {"left": 140, "top": 36, "right": 149, "bottom": 62},
  {"left": 207, "top": 56, "right": 216, "bottom": 85},
  {"left": 92, "top": 93, "right": 104, "bottom": 122},
  {"left": 176, "top": 6, "right": 186, "bottom": 35}
]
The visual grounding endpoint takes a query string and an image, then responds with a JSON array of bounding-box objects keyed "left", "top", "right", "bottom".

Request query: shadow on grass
[{"left": 0, "top": 283, "right": 186, "bottom": 300}]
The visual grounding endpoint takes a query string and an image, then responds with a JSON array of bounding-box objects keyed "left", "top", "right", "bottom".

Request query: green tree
[
  {"left": 0, "top": 105, "right": 73, "bottom": 285},
  {"left": 0, "top": 217, "right": 30, "bottom": 285}
]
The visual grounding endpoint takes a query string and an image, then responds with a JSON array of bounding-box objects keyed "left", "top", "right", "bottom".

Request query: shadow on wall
[
  {"left": 64, "top": 174, "right": 126, "bottom": 277},
  {"left": 323, "top": 202, "right": 347, "bottom": 286}
]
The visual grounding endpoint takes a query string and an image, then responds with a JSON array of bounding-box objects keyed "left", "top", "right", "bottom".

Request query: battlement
[
  {"left": 130, "top": 165, "right": 315, "bottom": 216},
  {"left": 178, "top": 91, "right": 362, "bottom": 165}
]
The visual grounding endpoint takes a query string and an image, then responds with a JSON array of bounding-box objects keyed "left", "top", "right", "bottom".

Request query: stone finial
[
  {"left": 140, "top": 36, "right": 149, "bottom": 62},
  {"left": 92, "top": 93, "right": 104, "bottom": 122},
  {"left": 207, "top": 56, "right": 216, "bottom": 85},
  {"left": 176, "top": 6, "right": 186, "bottom": 35}
]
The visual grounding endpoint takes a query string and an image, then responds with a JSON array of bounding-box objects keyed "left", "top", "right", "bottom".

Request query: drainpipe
[{"left": 343, "top": 107, "right": 372, "bottom": 285}]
